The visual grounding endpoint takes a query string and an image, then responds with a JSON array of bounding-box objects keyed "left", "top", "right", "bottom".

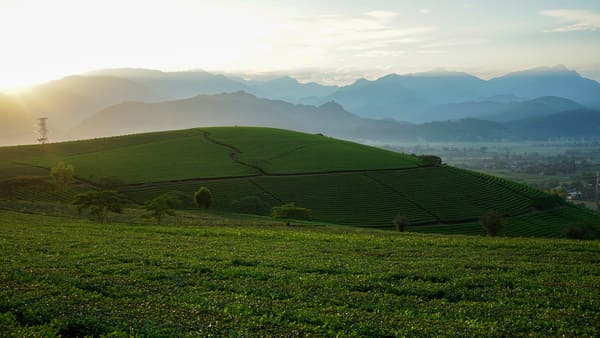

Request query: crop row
[{"left": 121, "top": 166, "right": 552, "bottom": 229}]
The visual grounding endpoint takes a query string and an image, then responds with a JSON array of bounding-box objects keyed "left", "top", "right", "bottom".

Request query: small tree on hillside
[
  {"left": 480, "top": 209, "right": 503, "bottom": 237},
  {"left": 72, "top": 190, "right": 126, "bottom": 223},
  {"left": 51, "top": 162, "right": 74, "bottom": 190},
  {"left": 392, "top": 214, "right": 409, "bottom": 232},
  {"left": 143, "top": 193, "right": 181, "bottom": 224},
  {"left": 194, "top": 187, "right": 212, "bottom": 209}
]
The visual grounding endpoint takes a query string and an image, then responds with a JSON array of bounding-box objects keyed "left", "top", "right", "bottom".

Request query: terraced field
[{"left": 2, "top": 126, "right": 599, "bottom": 237}]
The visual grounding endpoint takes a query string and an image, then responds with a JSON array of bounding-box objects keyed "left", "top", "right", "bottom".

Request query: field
[
  {"left": 0, "top": 211, "right": 598, "bottom": 337},
  {"left": 2, "top": 126, "right": 600, "bottom": 237}
]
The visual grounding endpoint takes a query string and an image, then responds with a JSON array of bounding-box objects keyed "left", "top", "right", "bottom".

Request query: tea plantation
[
  {"left": 0, "top": 211, "right": 598, "bottom": 337},
  {"left": 1, "top": 126, "right": 600, "bottom": 237}
]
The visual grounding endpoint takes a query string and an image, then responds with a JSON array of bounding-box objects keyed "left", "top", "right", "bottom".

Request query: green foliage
[
  {"left": 0, "top": 176, "right": 56, "bottom": 198},
  {"left": 480, "top": 210, "right": 503, "bottom": 237},
  {"left": 50, "top": 161, "right": 74, "bottom": 190},
  {"left": 0, "top": 211, "right": 599, "bottom": 336},
  {"left": 72, "top": 190, "right": 126, "bottom": 223},
  {"left": 194, "top": 187, "right": 212, "bottom": 209},
  {"left": 531, "top": 194, "right": 565, "bottom": 210},
  {"left": 563, "top": 223, "right": 599, "bottom": 240},
  {"left": 231, "top": 196, "right": 270, "bottom": 215},
  {"left": 392, "top": 215, "right": 409, "bottom": 232},
  {"left": 418, "top": 155, "right": 443, "bottom": 167},
  {"left": 272, "top": 202, "right": 311, "bottom": 220},
  {"left": 143, "top": 193, "right": 181, "bottom": 224}
]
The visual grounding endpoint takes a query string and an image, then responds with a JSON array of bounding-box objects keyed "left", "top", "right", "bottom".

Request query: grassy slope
[
  {"left": 0, "top": 211, "right": 598, "bottom": 337},
  {"left": 207, "top": 126, "right": 420, "bottom": 173},
  {"left": 2, "top": 126, "right": 599, "bottom": 237}
]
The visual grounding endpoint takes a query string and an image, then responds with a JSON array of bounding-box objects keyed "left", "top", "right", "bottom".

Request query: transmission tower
[{"left": 36, "top": 117, "right": 48, "bottom": 144}]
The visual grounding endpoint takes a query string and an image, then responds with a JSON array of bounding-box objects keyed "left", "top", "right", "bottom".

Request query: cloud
[
  {"left": 419, "top": 9, "right": 432, "bottom": 14},
  {"left": 542, "top": 9, "right": 600, "bottom": 32},
  {"left": 272, "top": 12, "right": 437, "bottom": 61},
  {"left": 420, "top": 38, "right": 488, "bottom": 49},
  {"left": 364, "top": 10, "right": 398, "bottom": 20},
  {"left": 357, "top": 50, "right": 406, "bottom": 58}
]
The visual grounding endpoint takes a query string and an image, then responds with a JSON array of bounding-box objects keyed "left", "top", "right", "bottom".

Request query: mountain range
[{"left": 2, "top": 65, "right": 600, "bottom": 145}]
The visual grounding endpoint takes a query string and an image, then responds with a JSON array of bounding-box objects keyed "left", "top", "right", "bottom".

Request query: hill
[
  {"left": 70, "top": 92, "right": 600, "bottom": 143},
  {"left": 71, "top": 92, "right": 369, "bottom": 139},
  {"left": 2, "top": 126, "right": 598, "bottom": 236},
  {"left": 0, "top": 210, "right": 597, "bottom": 336},
  {"left": 416, "top": 96, "right": 583, "bottom": 123}
]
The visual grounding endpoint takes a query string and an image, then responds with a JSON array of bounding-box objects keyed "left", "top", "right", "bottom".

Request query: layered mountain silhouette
[
  {"left": 71, "top": 91, "right": 600, "bottom": 143},
  {"left": 2, "top": 65, "right": 600, "bottom": 145},
  {"left": 306, "top": 65, "right": 600, "bottom": 120}
]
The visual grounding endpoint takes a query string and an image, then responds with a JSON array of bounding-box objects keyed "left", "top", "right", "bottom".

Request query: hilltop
[{"left": 1, "top": 126, "right": 598, "bottom": 237}]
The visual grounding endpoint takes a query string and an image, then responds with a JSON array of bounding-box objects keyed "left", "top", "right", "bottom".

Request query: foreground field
[{"left": 1, "top": 211, "right": 598, "bottom": 336}]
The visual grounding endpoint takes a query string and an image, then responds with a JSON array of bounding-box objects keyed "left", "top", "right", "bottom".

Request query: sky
[{"left": 0, "top": 0, "right": 599, "bottom": 89}]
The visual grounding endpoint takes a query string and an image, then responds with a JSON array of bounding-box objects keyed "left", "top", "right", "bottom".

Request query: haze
[{"left": 1, "top": 0, "right": 600, "bottom": 90}]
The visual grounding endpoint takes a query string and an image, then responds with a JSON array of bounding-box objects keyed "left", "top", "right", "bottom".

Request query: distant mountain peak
[
  {"left": 500, "top": 65, "right": 580, "bottom": 78},
  {"left": 318, "top": 101, "right": 345, "bottom": 111}
]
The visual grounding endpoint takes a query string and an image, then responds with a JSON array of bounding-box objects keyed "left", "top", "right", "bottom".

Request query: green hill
[{"left": 1, "top": 126, "right": 598, "bottom": 237}]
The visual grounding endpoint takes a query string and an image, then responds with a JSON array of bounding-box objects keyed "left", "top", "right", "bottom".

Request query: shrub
[
  {"left": 231, "top": 196, "right": 270, "bottom": 215},
  {"left": 272, "top": 202, "right": 310, "bottom": 220},
  {"left": 563, "top": 224, "right": 599, "bottom": 240},
  {"left": 564, "top": 225, "right": 585, "bottom": 240},
  {"left": 418, "top": 155, "right": 442, "bottom": 167},
  {"left": 392, "top": 215, "right": 409, "bottom": 232},
  {"left": 480, "top": 210, "right": 503, "bottom": 237},
  {"left": 531, "top": 194, "right": 565, "bottom": 210},
  {"left": 194, "top": 187, "right": 212, "bottom": 209}
]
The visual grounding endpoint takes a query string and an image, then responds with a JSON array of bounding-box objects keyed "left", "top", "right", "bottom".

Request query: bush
[
  {"left": 231, "top": 196, "right": 270, "bottom": 215},
  {"left": 564, "top": 225, "right": 585, "bottom": 239},
  {"left": 418, "top": 155, "right": 442, "bottom": 167},
  {"left": 480, "top": 210, "right": 503, "bottom": 237},
  {"left": 272, "top": 202, "right": 311, "bottom": 220},
  {"left": 392, "top": 215, "right": 409, "bottom": 232},
  {"left": 194, "top": 187, "right": 212, "bottom": 209},
  {"left": 531, "top": 194, "right": 565, "bottom": 210},
  {"left": 564, "top": 224, "right": 599, "bottom": 240}
]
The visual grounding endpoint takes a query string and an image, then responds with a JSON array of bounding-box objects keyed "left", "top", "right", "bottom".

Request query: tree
[
  {"left": 72, "top": 190, "right": 126, "bottom": 223},
  {"left": 480, "top": 210, "right": 503, "bottom": 237},
  {"left": 392, "top": 214, "right": 409, "bottom": 232},
  {"left": 143, "top": 193, "right": 181, "bottom": 224},
  {"left": 194, "top": 187, "right": 212, "bottom": 209},
  {"left": 51, "top": 162, "right": 74, "bottom": 190}
]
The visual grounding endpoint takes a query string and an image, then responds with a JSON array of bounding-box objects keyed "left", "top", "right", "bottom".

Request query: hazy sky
[{"left": 1, "top": 0, "right": 600, "bottom": 89}]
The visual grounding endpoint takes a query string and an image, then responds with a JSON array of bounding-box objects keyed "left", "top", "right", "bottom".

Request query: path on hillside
[{"left": 201, "top": 130, "right": 424, "bottom": 178}]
